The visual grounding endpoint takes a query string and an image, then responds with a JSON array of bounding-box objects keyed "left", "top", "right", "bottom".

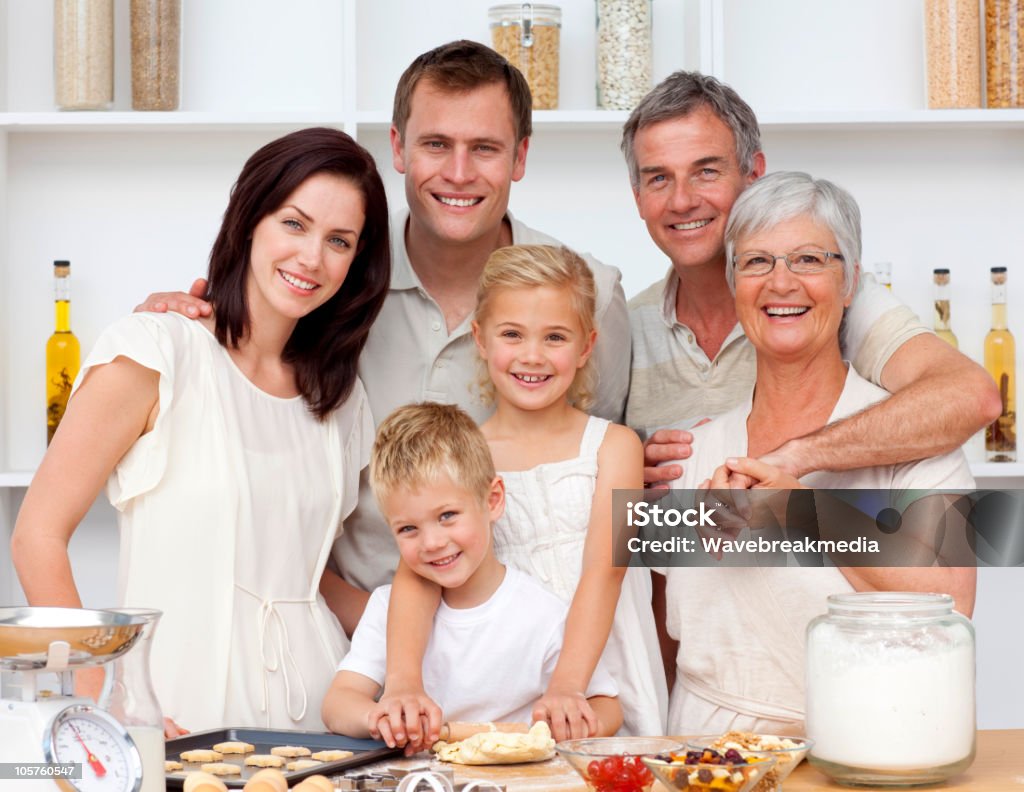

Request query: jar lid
[{"left": 488, "top": 3, "right": 562, "bottom": 26}]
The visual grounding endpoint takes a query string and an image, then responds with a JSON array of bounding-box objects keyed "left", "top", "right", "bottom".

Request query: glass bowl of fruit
[
  {"left": 687, "top": 734, "right": 814, "bottom": 791},
  {"left": 556, "top": 737, "right": 685, "bottom": 791},
  {"left": 643, "top": 747, "right": 777, "bottom": 792}
]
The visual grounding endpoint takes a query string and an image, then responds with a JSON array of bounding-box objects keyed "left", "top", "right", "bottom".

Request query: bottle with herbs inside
[
  {"left": 46, "top": 260, "right": 81, "bottom": 444},
  {"left": 985, "top": 267, "right": 1016, "bottom": 462},
  {"left": 130, "top": 0, "right": 182, "bottom": 111},
  {"left": 933, "top": 268, "right": 959, "bottom": 349}
]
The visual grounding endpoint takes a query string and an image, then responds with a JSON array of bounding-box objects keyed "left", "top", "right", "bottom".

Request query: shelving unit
[{"left": 1, "top": 0, "right": 1021, "bottom": 724}]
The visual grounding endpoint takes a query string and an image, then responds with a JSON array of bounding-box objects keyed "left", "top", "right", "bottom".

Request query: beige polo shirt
[
  {"left": 625, "top": 267, "right": 930, "bottom": 439},
  {"left": 333, "top": 210, "right": 631, "bottom": 592}
]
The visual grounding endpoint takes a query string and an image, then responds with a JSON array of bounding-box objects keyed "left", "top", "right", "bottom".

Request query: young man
[
  {"left": 321, "top": 403, "right": 621, "bottom": 747},
  {"left": 623, "top": 71, "right": 1001, "bottom": 485}
]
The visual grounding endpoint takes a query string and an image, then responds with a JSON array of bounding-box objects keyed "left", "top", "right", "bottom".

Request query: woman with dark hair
[{"left": 12, "top": 128, "right": 391, "bottom": 733}]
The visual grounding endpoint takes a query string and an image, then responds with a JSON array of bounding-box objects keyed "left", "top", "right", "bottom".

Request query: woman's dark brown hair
[{"left": 206, "top": 127, "right": 390, "bottom": 420}]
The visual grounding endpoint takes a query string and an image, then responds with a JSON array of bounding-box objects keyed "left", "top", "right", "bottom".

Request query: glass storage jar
[
  {"left": 130, "top": 0, "right": 182, "bottom": 110},
  {"left": 985, "top": 0, "right": 1024, "bottom": 107},
  {"left": 54, "top": 0, "right": 114, "bottom": 110},
  {"left": 595, "top": 0, "right": 652, "bottom": 110},
  {"left": 806, "top": 592, "right": 975, "bottom": 787},
  {"left": 923, "top": 0, "right": 982, "bottom": 108},
  {"left": 489, "top": 4, "right": 561, "bottom": 109}
]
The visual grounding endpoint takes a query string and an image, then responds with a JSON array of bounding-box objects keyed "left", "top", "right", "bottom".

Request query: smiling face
[
  {"left": 382, "top": 472, "right": 505, "bottom": 605},
  {"left": 632, "top": 106, "right": 764, "bottom": 274},
  {"left": 391, "top": 79, "right": 528, "bottom": 248},
  {"left": 734, "top": 214, "right": 852, "bottom": 364},
  {"left": 472, "top": 285, "right": 596, "bottom": 414},
  {"left": 246, "top": 172, "right": 365, "bottom": 327}
]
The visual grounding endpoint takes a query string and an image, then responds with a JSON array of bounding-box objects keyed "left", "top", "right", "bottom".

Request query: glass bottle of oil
[
  {"left": 46, "top": 260, "right": 80, "bottom": 444},
  {"left": 933, "top": 268, "right": 959, "bottom": 349},
  {"left": 985, "top": 266, "right": 1016, "bottom": 462},
  {"left": 874, "top": 261, "right": 892, "bottom": 290}
]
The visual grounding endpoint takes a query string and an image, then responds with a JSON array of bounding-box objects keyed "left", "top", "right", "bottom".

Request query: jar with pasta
[
  {"left": 985, "top": 0, "right": 1024, "bottom": 108},
  {"left": 54, "top": 0, "right": 114, "bottom": 110},
  {"left": 489, "top": 4, "right": 561, "bottom": 110},
  {"left": 923, "top": 0, "right": 982, "bottom": 108},
  {"left": 595, "top": 0, "right": 652, "bottom": 110}
]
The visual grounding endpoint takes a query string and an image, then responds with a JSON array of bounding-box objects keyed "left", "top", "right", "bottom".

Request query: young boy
[{"left": 322, "top": 402, "right": 622, "bottom": 748}]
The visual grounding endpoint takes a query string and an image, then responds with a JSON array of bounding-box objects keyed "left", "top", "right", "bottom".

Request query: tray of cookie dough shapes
[{"left": 166, "top": 727, "right": 402, "bottom": 788}]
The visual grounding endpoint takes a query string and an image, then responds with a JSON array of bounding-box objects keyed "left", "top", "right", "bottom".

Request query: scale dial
[{"left": 44, "top": 705, "right": 142, "bottom": 792}]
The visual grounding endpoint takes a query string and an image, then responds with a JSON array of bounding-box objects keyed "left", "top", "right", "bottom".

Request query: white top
[
  {"left": 334, "top": 210, "right": 632, "bottom": 592},
  {"left": 494, "top": 416, "right": 668, "bottom": 736},
  {"left": 76, "top": 312, "right": 372, "bottom": 732},
  {"left": 663, "top": 366, "right": 975, "bottom": 735},
  {"left": 338, "top": 567, "right": 618, "bottom": 724}
]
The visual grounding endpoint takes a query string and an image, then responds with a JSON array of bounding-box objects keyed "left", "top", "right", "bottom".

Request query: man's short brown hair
[{"left": 392, "top": 40, "right": 532, "bottom": 144}]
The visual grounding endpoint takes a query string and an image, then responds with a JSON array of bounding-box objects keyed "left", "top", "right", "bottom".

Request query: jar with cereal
[
  {"left": 595, "top": 0, "right": 652, "bottom": 110},
  {"left": 489, "top": 4, "right": 561, "bottom": 110},
  {"left": 923, "top": 0, "right": 982, "bottom": 108},
  {"left": 806, "top": 592, "right": 976, "bottom": 786},
  {"left": 985, "top": 0, "right": 1024, "bottom": 108},
  {"left": 54, "top": 0, "right": 114, "bottom": 110},
  {"left": 130, "top": 0, "right": 182, "bottom": 111}
]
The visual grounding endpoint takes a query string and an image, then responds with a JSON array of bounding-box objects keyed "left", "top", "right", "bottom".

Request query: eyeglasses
[{"left": 733, "top": 249, "right": 844, "bottom": 277}]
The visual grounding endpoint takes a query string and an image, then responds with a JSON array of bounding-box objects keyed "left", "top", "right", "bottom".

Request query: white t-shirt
[{"left": 338, "top": 566, "right": 618, "bottom": 724}]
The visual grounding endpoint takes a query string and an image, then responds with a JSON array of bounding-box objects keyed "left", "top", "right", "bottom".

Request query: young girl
[
  {"left": 375, "top": 245, "right": 665, "bottom": 747},
  {"left": 12, "top": 128, "right": 391, "bottom": 733}
]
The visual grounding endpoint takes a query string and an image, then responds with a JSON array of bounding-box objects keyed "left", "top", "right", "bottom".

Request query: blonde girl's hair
[
  {"left": 370, "top": 402, "right": 496, "bottom": 510},
  {"left": 474, "top": 245, "right": 597, "bottom": 411}
]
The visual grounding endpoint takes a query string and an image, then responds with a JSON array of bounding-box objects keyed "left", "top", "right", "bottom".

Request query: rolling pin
[{"left": 437, "top": 721, "right": 530, "bottom": 742}]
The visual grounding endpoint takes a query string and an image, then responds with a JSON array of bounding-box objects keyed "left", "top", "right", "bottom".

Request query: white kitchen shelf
[
  {"left": 0, "top": 472, "right": 33, "bottom": 488},
  {"left": 6, "top": 109, "right": 1024, "bottom": 135}
]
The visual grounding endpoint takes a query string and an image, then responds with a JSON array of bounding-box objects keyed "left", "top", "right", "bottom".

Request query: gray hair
[
  {"left": 724, "top": 171, "right": 861, "bottom": 297},
  {"left": 621, "top": 70, "right": 762, "bottom": 188}
]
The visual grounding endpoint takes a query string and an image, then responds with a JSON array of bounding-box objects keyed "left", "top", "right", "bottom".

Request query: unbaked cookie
[
  {"left": 180, "top": 749, "right": 223, "bottom": 763},
  {"left": 270, "top": 745, "right": 311, "bottom": 758},
  {"left": 200, "top": 763, "right": 242, "bottom": 776},
  {"left": 244, "top": 754, "right": 286, "bottom": 768},
  {"left": 212, "top": 740, "right": 254, "bottom": 754},
  {"left": 165, "top": 760, "right": 184, "bottom": 772},
  {"left": 285, "top": 759, "right": 322, "bottom": 772},
  {"left": 310, "top": 749, "right": 353, "bottom": 762}
]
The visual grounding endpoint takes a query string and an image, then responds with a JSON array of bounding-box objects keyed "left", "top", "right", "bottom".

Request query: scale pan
[{"left": 0, "top": 607, "right": 152, "bottom": 670}]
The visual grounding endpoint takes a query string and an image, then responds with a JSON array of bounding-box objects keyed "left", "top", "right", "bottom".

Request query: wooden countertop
[{"left": 368, "top": 730, "right": 1023, "bottom": 791}]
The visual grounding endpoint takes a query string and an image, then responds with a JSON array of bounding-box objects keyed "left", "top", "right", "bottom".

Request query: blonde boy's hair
[
  {"left": 474, "top": 245, "right": 597, "bottom": 411},
  {"left": 370, "top": 402, "right": 496, "bottom": 509}
]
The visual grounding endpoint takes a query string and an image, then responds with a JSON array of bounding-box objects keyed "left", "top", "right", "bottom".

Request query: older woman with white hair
[{"left": 659, "top": 171, "right": 976, "bottom": 735}]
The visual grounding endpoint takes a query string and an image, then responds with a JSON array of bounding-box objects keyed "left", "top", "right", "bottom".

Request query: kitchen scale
[{"left": 0, "top": 607, "right": 151, "bottom": 791}]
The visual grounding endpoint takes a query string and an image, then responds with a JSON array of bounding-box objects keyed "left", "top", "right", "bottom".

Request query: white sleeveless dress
[
  {"left": 492, "top": 415, "right": 668, "bottom": 735},
  {"left": 75, "top": 312, "right": 372, "bottom": 732}
]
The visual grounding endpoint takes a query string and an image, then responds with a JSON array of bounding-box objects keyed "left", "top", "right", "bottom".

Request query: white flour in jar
[{"left": 806, "top": 622, "right": 975, "bottom": 769}]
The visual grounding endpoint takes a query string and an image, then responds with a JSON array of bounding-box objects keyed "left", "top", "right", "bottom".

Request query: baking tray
[{"left": 165, "top": 727, "right": 402, "bottom": 788}]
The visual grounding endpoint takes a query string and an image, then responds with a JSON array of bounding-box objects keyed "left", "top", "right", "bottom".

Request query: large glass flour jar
[{"left": 806, "top": 592, "right": 975, "bottom": 786}]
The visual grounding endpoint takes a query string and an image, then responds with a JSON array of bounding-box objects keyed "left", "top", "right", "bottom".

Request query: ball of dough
[
  {"left": 246, "top": 768, "right": 288, "bottom": 792},
  {"left": 300, "top": 776, "right": 335, "bottom": 792},
  {"left": 183, "top": 772, "right": 228, "bottom": 792}
]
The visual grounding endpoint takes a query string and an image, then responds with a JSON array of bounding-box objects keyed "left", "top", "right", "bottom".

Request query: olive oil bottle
[
  {"left": 46, "top": 260, "right": 80, "bottom": 444},
  {"left": 985, "top": 267, "right": 1016, "bottom": 462},
  {"left": 933, "top": 268, "right": 959, "bottom": 349}
]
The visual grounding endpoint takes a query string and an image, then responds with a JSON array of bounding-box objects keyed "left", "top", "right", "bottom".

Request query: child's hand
[
  {"left": 367, "top": 689, "right": 443, "bottom": 755},
  {"left": 532, "top": 688, "right": 598, "bottom": 741}
]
